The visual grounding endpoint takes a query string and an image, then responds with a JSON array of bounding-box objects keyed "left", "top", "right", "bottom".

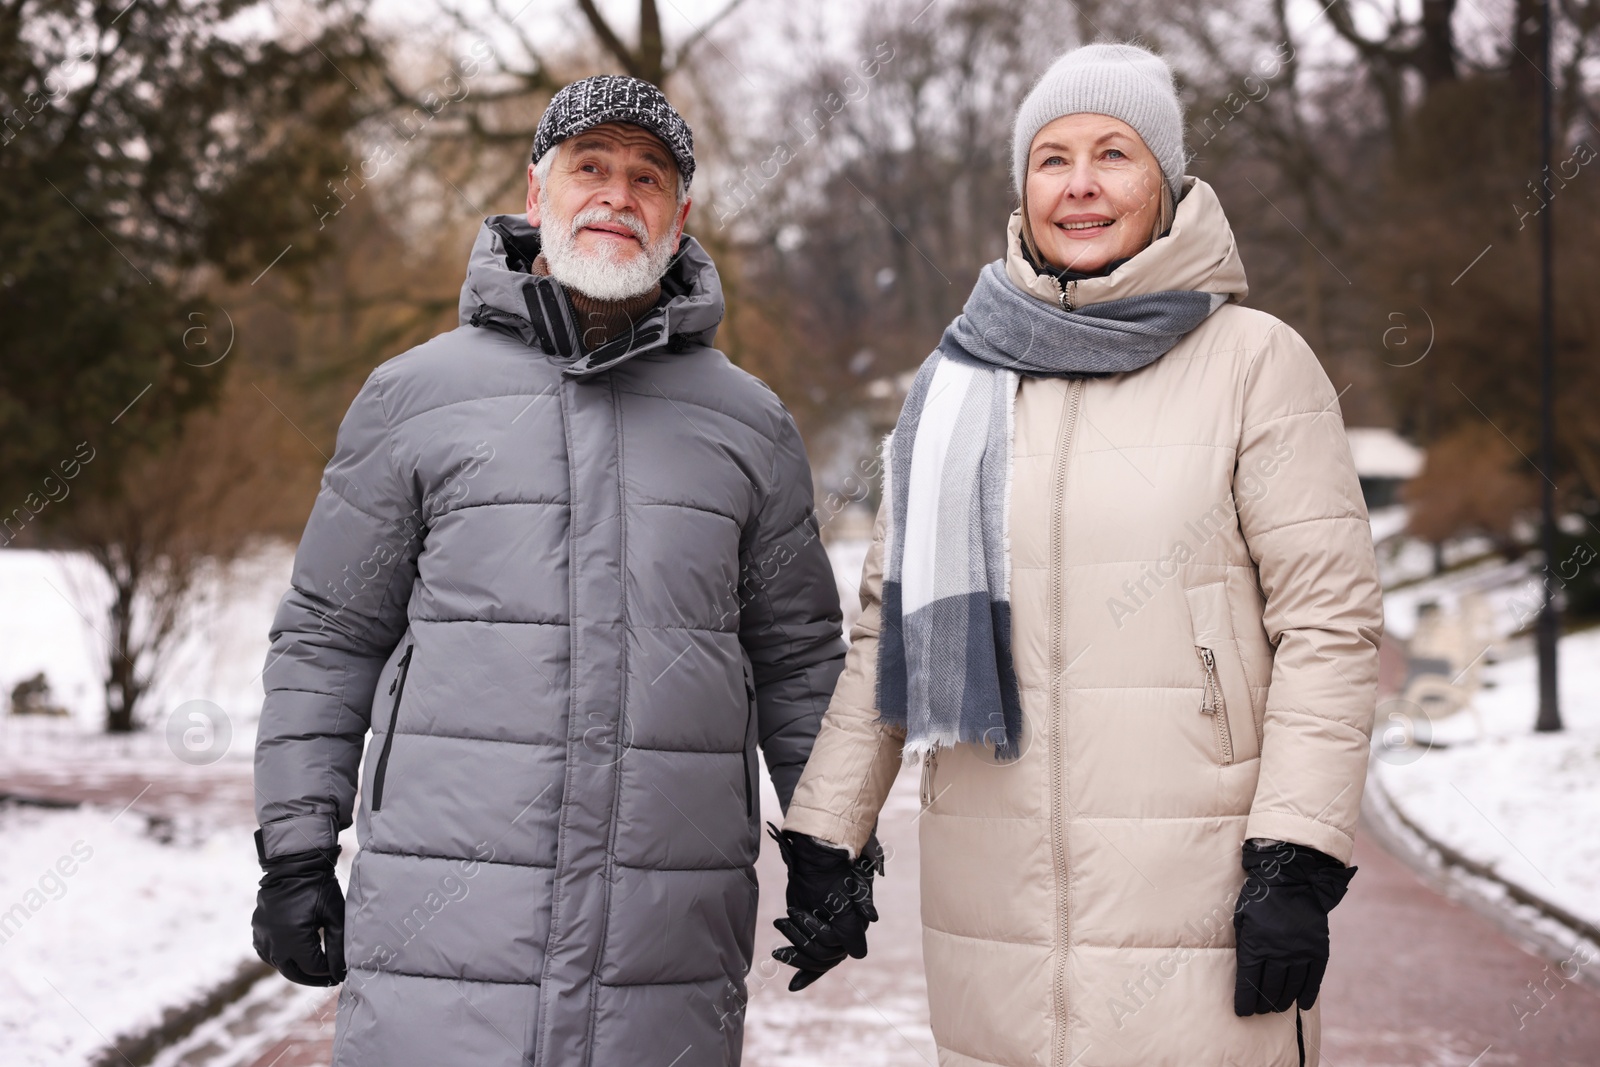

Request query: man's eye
[{"left": 579, "top": 163, "right": 600, "bottom": 173}]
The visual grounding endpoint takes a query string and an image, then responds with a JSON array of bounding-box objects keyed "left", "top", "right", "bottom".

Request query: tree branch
[
  {"left": 665, "top": 0, "right": 748, "bottom": 75},
  {"left": 574, "top": 0, "right": 640, "bottom": 77}
]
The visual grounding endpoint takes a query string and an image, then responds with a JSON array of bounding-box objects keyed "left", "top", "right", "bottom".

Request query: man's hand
[
  {"left": 251, "top": 834, "right": 346, "bottom": 987},
  {"left": 767, "top": 824, "right": 884, "bottom": 991},
  {"left": 1233, "top": 840, "right": 1355, "bottom": 1015}
]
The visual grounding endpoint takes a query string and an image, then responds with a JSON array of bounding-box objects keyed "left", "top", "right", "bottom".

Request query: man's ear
[
  {"left": 672, "top": 196, "right": 692, "bottom": 241},
  {"left": 526, "top": 163, "right": 542, "bottom": 227}
]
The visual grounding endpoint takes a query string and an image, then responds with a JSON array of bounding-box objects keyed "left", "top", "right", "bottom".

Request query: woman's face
[{"left": 1025, "top": 113, "right": 1163, "bottom": 274}]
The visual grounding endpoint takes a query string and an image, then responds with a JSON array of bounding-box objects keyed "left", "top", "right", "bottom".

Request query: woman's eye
[
  {"left": 1105, "top": 149, "right": 1125, "bottom": 160},
  {"left": 1042, "top": 155, "right": 1065, "bottom": 167}
]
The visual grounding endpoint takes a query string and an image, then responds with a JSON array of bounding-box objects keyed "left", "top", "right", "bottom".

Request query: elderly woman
[{"left": 767, "top": 43, "right": 1383, "bottom": 1067}]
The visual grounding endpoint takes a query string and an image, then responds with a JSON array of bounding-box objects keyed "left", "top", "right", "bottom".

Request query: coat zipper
[
  {"left": 1048, "top": 380, "right": 1083, "bottom": 1067},
  {"left": 1058, "top": 279, "right": 1078, "bottom": 312},
  {"left": 1197, "top": 647, "right": 1234, "bottom": 765},
  {"left": 743, "top": 681, "right": 756, "bottom": 818},
  {"left": 371, "top": 644, "right": 414, "bottom": 812}
]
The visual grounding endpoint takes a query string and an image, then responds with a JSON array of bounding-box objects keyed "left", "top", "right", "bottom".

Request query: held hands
[
  {"left": 251, "top": 832, "right": 347, "bottom": 987},
  {"left": 1232, "top": 840, "right": 1356, "bottom": 1016},
  {"left": 767, "top": 823, "right": 885, "bottom": 991}
]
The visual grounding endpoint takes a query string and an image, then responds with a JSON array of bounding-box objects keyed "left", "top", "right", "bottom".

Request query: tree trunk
[
  {"left": 637, "top": 0, "right": 664, "bottom": 86},
  {"left": 103, "top": 565, "right": 142, "bottom": 733},
  {"left": 1416, "top": 0, "right": 1459, "bottom": 89}
]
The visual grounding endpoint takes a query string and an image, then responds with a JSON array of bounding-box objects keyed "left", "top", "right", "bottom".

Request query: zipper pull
[
  {"left": 389, "top": 645, "right": 414, "bottom": 694},
  {"left": 920, "top": 749, "right": 938, "bottom": 807},
  {"left": 1199, "top": 648, "right": 1219, "bottom": 714},
  {"left": 1059, "top": 279, "right": 1078, "bottom": 312}
]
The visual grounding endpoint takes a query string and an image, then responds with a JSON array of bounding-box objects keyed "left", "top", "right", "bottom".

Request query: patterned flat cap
[{"left": 531, "top": 75, "right": 696, "bottom": 190}]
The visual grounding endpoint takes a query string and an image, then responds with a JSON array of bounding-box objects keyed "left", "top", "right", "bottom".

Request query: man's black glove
[
  {"left": 1233, "top": 840, "right": 1355, "bottom": 1016},
  {"left": 251, "top": 832, "right": 346, "bottom": 987},
  {"left": 767, "top": 823, "right": 884, "bottom": 991}
]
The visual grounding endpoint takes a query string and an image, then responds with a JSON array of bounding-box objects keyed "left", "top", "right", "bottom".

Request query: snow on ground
[
  {"left": 1376, "top": 598, "right": 1600, "bottom": 932},
  {"left": 828, "top": 537, "right": 871, "bottom": 636},
  {"left": 0, "top": 544, "right": 294, "bottom": 746},
  {"left": 0, "top": 801, "right": 318, "bottom": 1066},
  {"left": 0, "top": 544, "right": 309, "bottom": 1065}
]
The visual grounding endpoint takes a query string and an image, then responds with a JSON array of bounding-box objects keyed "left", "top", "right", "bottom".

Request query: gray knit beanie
[{"left": 1011, "top": 43, "right": 1185, "bottom": 201}]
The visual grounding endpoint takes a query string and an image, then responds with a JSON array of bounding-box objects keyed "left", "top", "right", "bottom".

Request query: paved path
[
  {"left": 234, "top": 768, "right": 1600, "bottom": 1067},
  {"left": 1320, "top": 833, "right": 1600, "bottom": 1066}
]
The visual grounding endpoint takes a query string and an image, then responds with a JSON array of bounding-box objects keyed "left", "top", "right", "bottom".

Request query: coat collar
[{"left": 457, "top": 213, "right": 726, "bottom": 380}]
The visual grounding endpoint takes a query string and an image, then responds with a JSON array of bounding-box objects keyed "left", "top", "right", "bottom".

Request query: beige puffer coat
[{"left": 784, "top": 178, "right": 1383, "bottom": 1067}]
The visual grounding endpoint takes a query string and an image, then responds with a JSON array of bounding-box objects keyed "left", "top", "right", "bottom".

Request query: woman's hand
[
  {"left": 767, "top": 824, "right": 884, "bottom": 991},
  {"left": 1232, "top": 840, "right": 1356, "bottom": 1015}
]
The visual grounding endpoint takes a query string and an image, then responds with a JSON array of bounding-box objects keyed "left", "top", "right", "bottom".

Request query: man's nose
[{"left": 594, "top": 172, "right": 639, "bottom": 214}]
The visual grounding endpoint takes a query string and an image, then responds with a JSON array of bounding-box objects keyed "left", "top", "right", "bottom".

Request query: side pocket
[
  {"left": 1195, "top": 646, "right": 1234, "bottom": 765},
  {"left": 1183, "top": 583, "right": 1259, "bottom": 764},
  {"left": 741, "top": 660, "right": 757, "bottom": 819},
  {"left": 371, "top": 644, "right": 414, "bottom": 812},
  {"left": 919, "top": 748, "right": 939, "bottom": 808}
]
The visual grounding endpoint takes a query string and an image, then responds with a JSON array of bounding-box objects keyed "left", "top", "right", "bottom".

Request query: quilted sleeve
[
  {"left": 1235, "top": 323, "right": 1384, "bottom": 864},
  {"left": 253, "top": 371, "right": 423, "bottom": 858},
  {"left": 782, "top": 501, "right": 906, "bottom": 854},
  {"left": 737, "top": 409, "right": 848, "bottom": 813}
]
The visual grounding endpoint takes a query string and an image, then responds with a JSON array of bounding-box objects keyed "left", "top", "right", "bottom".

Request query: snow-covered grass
[
  {"left": 1369, "top": 512, "right": 1600, "bottom": 937},
  {"left": 0, "top": 803, "right": 267, "bottom": 1065},
  {"left": 0, "top": 545, "right": 301, "bottom": 1065},
  {"left": 1376, "top": 575, "right": 1600, "bottom": 933},
  {"left": 0, "top": 544, "right": 293, "bottom": 742}
]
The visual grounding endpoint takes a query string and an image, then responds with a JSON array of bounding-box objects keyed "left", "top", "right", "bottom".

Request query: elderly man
[{"left": 250, "top": 75, "right": 846, "bottom": 1067}]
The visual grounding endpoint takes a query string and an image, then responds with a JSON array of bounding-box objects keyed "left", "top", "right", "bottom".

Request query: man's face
[{"left": 526, "top": 122, "right": 690, "bottom": 272}]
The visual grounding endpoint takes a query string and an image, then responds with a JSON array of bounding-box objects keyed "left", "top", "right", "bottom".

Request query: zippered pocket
[
  {"left": 1196, "top": 646, "right": 1235, "bottom": 765},
  {"left": 919, "top": 748, "right": 939, "bottom": 808},
  {"left": 741, "top": 666, "right": 756, "bottom": 819},
  {"left": 1183, "top": 582, "right": 1259, "bottom": 764},
  {"left": 371, "top": 644, "right": 414, "bottom": 812}
]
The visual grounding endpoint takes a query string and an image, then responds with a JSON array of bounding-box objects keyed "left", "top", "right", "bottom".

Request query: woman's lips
[{"left": 1054, "top": 217, "right": 1115, "bottom": 240}]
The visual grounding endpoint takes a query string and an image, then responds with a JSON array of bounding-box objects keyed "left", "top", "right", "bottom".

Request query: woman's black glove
[
  {"left": 251, "top": 833, "right": 346, "bottom": 987},
  {"left": 1233, "top": 840, "right": 1355, "bottom": 1016},
  {"left": 767, "top": 823, "right": 884, "bottom": 991}
]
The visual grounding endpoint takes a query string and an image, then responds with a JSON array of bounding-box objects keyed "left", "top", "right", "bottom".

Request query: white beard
[{"left": 538, "top": 195, "right": 679, "bottom": 301}]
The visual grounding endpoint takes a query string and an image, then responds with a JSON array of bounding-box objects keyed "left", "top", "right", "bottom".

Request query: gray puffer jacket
[{"left": 253, "top": 214, "right": 846, "bottom": 1067}]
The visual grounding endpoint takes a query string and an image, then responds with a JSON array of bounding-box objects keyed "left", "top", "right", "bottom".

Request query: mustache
[{"left": 569, "top": 207, "right": 649, "bottom": 243}]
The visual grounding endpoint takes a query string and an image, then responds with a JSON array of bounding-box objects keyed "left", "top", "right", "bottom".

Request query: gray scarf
[{"left": 876, "top": 261, "right": 1224, "bottom": 758}]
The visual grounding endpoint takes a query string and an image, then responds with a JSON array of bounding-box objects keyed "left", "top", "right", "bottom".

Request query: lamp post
[{"left": 1534, "top": 0, "right": 1563, "bottom": 733}]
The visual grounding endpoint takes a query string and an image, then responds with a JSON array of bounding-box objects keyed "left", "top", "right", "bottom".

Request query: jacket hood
[
  {"left": 457, "top": 213, "right": 725, "bottom": 379},
  {"left": 1004, "top": 176, "right": 1249, "bottom": 310}
]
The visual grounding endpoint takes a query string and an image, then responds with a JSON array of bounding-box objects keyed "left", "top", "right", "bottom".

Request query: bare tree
[
  {"left": 730, "top": 0, "right": 1074, "bottom": 429},
  {"left": 372, "top": 0, "right": 750, "bottom": 217},
  {"left": 60, "top": 377, "right": 319, "bottom": 733}
]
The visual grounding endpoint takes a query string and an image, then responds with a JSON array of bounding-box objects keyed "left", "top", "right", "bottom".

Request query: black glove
[
  {"left": 1233, "top": 840, "right": 1355, "bottom": 1016},
  {"left": 251, "top": 832, "right": 346, "bottom": 987},
  {"left": 767, "top": 823, "right": 884, "bottom": 991}
]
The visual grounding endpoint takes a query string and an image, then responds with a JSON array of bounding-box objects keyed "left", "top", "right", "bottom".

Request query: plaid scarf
[{"left": 877, "top": 262, "right": 1223, "bottom": 759}]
